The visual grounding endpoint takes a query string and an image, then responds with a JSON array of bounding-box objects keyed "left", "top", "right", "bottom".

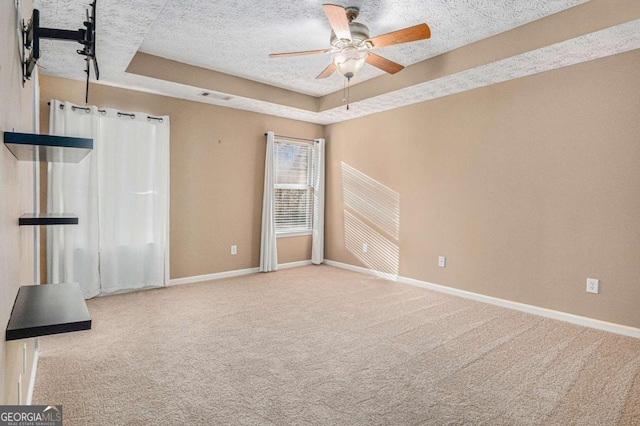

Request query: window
[{"left": 274, "top": 140, "right": 314, "bottom": 235}]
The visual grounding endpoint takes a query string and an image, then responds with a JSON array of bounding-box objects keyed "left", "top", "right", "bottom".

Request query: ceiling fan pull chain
[
  {"left": 340, "top": 77, "right": 351, "bottom": 110},
  {"left": 346, "top": 78, "right": 350, "bottom": 110},
  {"left": 342, "top": 78, "right": 347, "bottom": 104},
  {"left": 343, "top": 77, "right": 351, "bottom": 110}
]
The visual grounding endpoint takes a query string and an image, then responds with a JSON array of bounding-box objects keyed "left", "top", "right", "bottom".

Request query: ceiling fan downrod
[{"left": 345, "top": 7, "right": 359, "bottom": 22}]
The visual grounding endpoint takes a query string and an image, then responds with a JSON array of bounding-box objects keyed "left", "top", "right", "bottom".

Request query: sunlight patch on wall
[
  {"left": 341, "top": 162, "right": 400, "bottom": 239},
  {"left": 344, "top": 211, "right": 400, "bottom": 281},
  {"left": 341, "top": 162, "right": 400, "bottom": 279}
]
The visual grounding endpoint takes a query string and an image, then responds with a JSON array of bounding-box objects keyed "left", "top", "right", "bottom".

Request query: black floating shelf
[
  {"left": 6, "top": 283, "right": 91, "bottom": 341},
  {"left": 19, "top": 213, "right": 79, "bottom": 226},
  {"left": 4, "top": 131, "right": 93, "bottom": 163}
]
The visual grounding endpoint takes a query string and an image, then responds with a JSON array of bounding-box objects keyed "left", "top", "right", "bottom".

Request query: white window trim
[{"left": 276, "top": 230, "right": 313, "bottom": 238}]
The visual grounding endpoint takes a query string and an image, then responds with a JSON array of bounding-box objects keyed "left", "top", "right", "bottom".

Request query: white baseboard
[
  {"left": 278, "top": 260, "right": 313, "bottom": 270},
  {"left": 323, "top": 260, "right": 394, "bottom": 278},
  {"left": 324, "top": 260, "right": 640, "bottom": 339},
  {"left": 168, "top": 260, "right": 314, "bottom": 287},
  {"left": 169, "top": 267, "right": 260, "bottom": 286},
  {"left": 26, "top": 349, "right": 39, "bottom": 405}
]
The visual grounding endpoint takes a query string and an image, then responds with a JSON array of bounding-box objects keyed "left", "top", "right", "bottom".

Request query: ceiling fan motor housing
[{"left": 330, "top": 21, "right": 371, "bottom": 50}]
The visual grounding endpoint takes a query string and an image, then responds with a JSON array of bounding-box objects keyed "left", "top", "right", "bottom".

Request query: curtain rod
[
  {"left": 47, "top": 102, "right": 164, "bottom": 122},
  {"left": 265, "top": 133, "right": 317, "bottom": 143}
]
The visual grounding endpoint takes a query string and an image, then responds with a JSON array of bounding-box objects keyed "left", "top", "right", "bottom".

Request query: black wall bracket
[{"left": 22, "top": 0, "right": 99, "bottom": 103}]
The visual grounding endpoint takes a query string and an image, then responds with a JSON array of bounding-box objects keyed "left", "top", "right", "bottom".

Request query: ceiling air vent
[{"left": 199, "top": 91, "right": 232, "bottom": 101}]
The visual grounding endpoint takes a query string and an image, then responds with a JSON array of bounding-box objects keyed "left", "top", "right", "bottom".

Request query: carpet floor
[{"left": 33, "top": 265, "right": 640, "bottom": 425}]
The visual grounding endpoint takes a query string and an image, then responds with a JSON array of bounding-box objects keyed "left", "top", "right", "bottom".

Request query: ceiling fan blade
[
  {"left": 366, "top": 53, "right": 404, "bottom": 74},
  {"left": 316, "top": 63, "right": 336, "bottom": 79},
  {"left": 366, "top": 23, "right": 431, "bottom": 49},
  {"left": 323, "top": 4, "right": 352, "bottom": 41},
  {"left": 269, "top": 48, "right": 330, "bottom": 58}
]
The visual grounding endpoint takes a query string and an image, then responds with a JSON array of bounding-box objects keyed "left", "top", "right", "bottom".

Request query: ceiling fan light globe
[{"left": 332, "top": 48, "right": 369, "bottom": 79}]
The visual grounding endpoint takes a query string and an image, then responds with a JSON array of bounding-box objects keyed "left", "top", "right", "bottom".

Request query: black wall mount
[{"left": 22, "top": 0, "right": 99, "bottom": 103}]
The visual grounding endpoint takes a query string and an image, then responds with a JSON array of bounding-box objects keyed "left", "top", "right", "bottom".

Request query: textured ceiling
[
  {"left": 139, "top": 0, "right": 590, "bottom": 96},
  {"left": 30, "top": 0, "right": 639, "bottom": 125}
]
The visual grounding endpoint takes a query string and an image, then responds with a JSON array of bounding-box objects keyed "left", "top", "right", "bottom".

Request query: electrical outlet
[
  {"left": 230, "top": 245, "right": 237, "bottom": 255},
  {"left": 438, "top": 256, "right": 446, "bottom": 268},
  {"left": 362, "top": 243, "right": 368, "bottom": 253},
  {"left": 586, "top": 278, "right": 599, "bottom": 294}
]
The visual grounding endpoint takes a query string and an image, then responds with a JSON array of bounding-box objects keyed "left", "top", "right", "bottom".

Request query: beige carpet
[{"left": 33, "top": 265, "right": 640, "bottom": 425}]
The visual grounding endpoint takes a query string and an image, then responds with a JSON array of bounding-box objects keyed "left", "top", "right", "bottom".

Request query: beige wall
[
  {"left": 0, "top": 0, "right": 37, "bottom": 404},
  {"left": 39, "top": 76, "right": 322, "bottom": 279},
  {"left": 325, "top": 50, "right": 640, "bottom": 329},
  {"left": 277, "top": 235, "right": 312, "bottom": 265}
]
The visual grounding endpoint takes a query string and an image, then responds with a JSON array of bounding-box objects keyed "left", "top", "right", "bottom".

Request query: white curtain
[
  {"left": 47, "top": 100, "right": 170, "bottom": 298},
  {"left": 260, "top": 131, "right": 278, "bottom": 272},
  {"left": 48, "top": 101, "right": 101, "bottom": 297},
  {"left": 312, "top": 138, "right": 325, "bottom": 264}
]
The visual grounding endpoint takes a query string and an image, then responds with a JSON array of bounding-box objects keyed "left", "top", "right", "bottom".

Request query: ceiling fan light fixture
[
  {"left": 269, "top": 4, "right": 431, "bottom": 85},
  {"left": 332, "top": 47, "right": 369, "bottom": 80}
]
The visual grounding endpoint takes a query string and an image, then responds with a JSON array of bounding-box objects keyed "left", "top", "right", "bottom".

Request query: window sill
[{"left": 276, "top": 231, "right": 313, "bottom": 238}]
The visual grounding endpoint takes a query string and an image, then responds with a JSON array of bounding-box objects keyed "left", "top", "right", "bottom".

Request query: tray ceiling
[{"left": 31, "top": 0, "right": 640, "bottom": 124}]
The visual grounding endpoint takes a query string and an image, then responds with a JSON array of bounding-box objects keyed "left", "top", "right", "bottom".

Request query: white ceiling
[
  {"left": 138, "top": 0, "right": 589, "bottom": 96},
  {"left": 31, "top": 0, "right": 640, "bottom": 124}
]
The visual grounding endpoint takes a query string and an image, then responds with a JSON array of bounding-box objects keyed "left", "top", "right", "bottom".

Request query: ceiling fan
[{"left": 269, "top": 4, "right": 431, "bottom": 81}]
